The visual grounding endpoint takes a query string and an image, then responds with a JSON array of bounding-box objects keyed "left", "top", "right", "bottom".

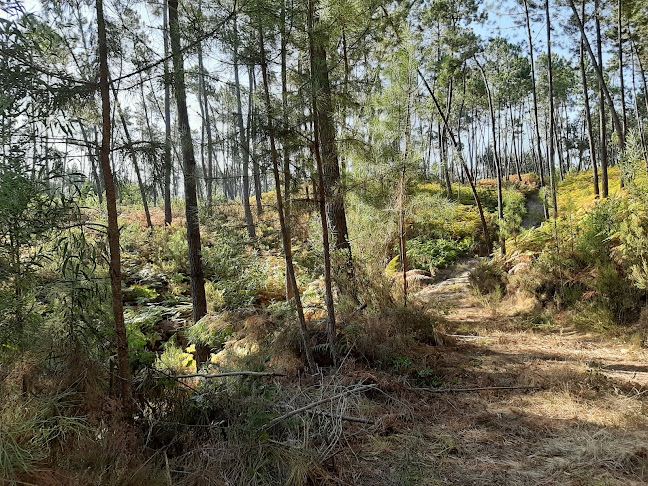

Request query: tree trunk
[
  {"left": 197, "top": 39, "right": 214, "bottom": 207},
  {"left": 233, "top": 14, "right": 256, "bottom": 239},
  {"left": 259, "top": 22, "right": 315, "bottom": 372},
  {"left": 248, "top": 65, "right": 263, "bottom": 216},
  {"left": 280, "top": 0, "right": 291, "bottom": 228},
  {"left": 417, "top": 70, "right": 492, "bottom": 253},
  {"left": 618, "top": 0, "right": 627, "bottom": 138},
  {"left": 163, "top": 0, "right": 173, "bottom": 225},
  {"left": 168, "top": 0, "right": 209, "bottom": 365},
  {"left": 113, "top": 92, "right": 153, "bottom": 229},
  {"left": 475, "top": 57, "right": 505, "bottom": 255},
  {"left": 546, "top": 0, "right": 559, "bottom": 218},
  {"left": 309, "top": 6, "right": 337, "bottom": 361},
  {"left": 309, "top": 3, "right": 352, "bottom": 254},
  {"left": 579, "top": 0, "right": 600, "bottom": 197},
  {"left": 567, "top": 0, "right": 625, "bottom": 152},
  {"left": 96, "top": 0, "right": 133, "bottom": 421},
  {"left": 79, "top": 123, "right": 104, "bottom": 204},
  {"left": 523, "top": 0, "right": 548, "bottom": 217},
  {"left": 596, "top": 1, "right": 609, "bottom": 198}
]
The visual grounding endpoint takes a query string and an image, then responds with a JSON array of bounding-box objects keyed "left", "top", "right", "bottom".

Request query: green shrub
[
  {"left": 406, "top": 237, "right": 472, "bottom": 271},
  {"left": 187, "top": 314, "right": 234, "bottom": 349}
]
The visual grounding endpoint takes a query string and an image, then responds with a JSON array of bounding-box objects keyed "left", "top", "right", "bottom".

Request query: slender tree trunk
[
  {"left": 168, "top": 0, "right": 208, "bottom": 365},
  {"left": 280, "top": 0, "right": 291, "bottom": 228},
  {"left": 523, "top": 0, "right": 548, "bottom": 217},
  {"left": 579, "top": 1, "right": 600, "bottom": 197},
  {"left": 546, "top": 0, "right": 559, "bottom": 218},
  {"left": 476, "top": 58, "right": 505, "bottom": 255},
  {"left": 567, "top": 0, "right": 625, "bottom": 152},
  {"left": 510, "top": 105, "right": 522, "bottom": 182},
  {"left": 233, "top": 14, "right": 256, "bottom": 239},
  {"left": 113, "top": 93, "right": 153, "bottom": 228},
  {"left": 618, "top": 0, "right": 627, "bottom": 138},
  {"left": 249, "top": 65, "right": 263, "bottom": 216},
  {"left": 197, "top": 41, "right": 214, "bottom": 207},
  {"left": 596, "top": 1, "right": 609, "bottom": 198},
  {"left": 309, "top": 3, "right": 352, "bottom": 254},
  {"left": 96, "top": 0, "right": 133, "bottom": 421},
  {"left": 260, "top": 23, "right": 315, "bottom": 372},
  {"left": 631, "top": 45, "right": 648, "bottom": 163},
  {"left": 309, "top": 24, "right": 337, "bottom": 363},
  {"left": 420, "top": 74, "right": 492, "bottom": 253},
  {"left": 163, "top": 0, "right": 172, "bottom": 225}
]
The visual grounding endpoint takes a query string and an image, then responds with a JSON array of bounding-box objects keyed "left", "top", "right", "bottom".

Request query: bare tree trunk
[
  {"left": 280, "top": 0, "right": 291, "bottom": 227},
  {"left": 596, "top": 1, "right": 609, "bottom": 198},
  {"left": 96, "top": 0, "right": 133, "bottom": 421},
  {"left": 580, "top": 0, "right": 600, "bottom": 197},
  {"left": 113, "top": 92, "right": 153, "bottom": 228},
  {"left": 631, "top": 44, "right": 648, "bottom": 163},
  {"left": 418, "top": 72, "right": 492, "bottom": 253},
  {"left": 260, "top": 23, "right": 315, "bottom": 372},
  {"left": 248, "top": 65, "right": 263, "bottom": 216},
  {"left": 546, "top": 0, "right": 559, "bottom": 218},
  {"left": 168, "top": 0, "right": 208, "bottom": 365},
  {"left": 309, "top": 3, "right": 352, "bottom": 254},
  {"left": 309, "top": 18, "right": 337, "bottom": 363},
  {"left": 233, "top": 14, "right": 256, "bottom": 239},
  {"left": 568, "top": 0, "right": 625, "bottom": 152},
  {"left": 475, "top": 57, "right": 505, "bottom": 255},
  {"left": 523, "top": 0, "right": 548, "bottom": 217},
  {"left": 197, "top": 40, "right": 214, "bottom": 207},
  {"left": 618, "top": 0, "right": 627, "bottom": 138},
  {"left": 163, "top": 0, "right": 173, "bottom": 225}
]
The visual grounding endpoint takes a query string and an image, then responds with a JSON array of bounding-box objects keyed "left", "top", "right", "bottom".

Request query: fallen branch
[
  {"left": 415, "top": 385, "right": 542, "bottom": 393},
  {"left": 309, "top": 410, "right": 375, "bottom": 425},
  {"left": 446, "top": 334, "right": 491, "bottom": 340},
  {"left": 591, "top": 367, "right": 648, "bottom": 376},
  {"left": 263, "top": 383, "right": 378, "bottom": 429},
  {"left": 168, "top": 371, "right": 286, "bottom": 379}
]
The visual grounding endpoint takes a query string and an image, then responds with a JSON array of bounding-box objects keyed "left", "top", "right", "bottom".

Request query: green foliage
[
  {"left": 406, "top": 237, "right": 472, "bottom": 271},
  {"left": 155, "top": 339, "right": 195, "bottom": 373},
  {"left": 123, "top": 285, "right": 159, "bottom": 304},
  {"left": 575, "top": 198, "right": 623, "bottom": 262},
  {"left": 501, "top": 188, "right": 527, "bottom": 239},
  {"left": 187, "top": 314, "right": 233, "bottom": 349},
  {"left": 125, "top": 307, "right": 163, "bottom": 369}
]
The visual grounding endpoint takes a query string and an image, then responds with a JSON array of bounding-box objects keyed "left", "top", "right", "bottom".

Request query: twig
[
  {"left": 446, "top": 334, "right": 491, "bottom": 340},
  {"left": 592, "top": 367, "right": 648, "bottom": 376},
  {"left": 309, "top": 410, "right": 375, "bottom": 425},
  {"left": 263, "top": 384, "right": 378, "bottom": 429},
  {"left": 414, "top": 385, "right": 542, "bottom": 393},
  {"left": 169, "top": 371, "right": 286, "bottom": 379}
]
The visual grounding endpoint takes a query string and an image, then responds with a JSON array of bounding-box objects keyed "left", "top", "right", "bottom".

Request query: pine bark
[
  {"left": 96, "top": 0, "right": 133, "bottom": 420},
  {"left": 168, "top": 0, "right": 209, "bottom": 365}
]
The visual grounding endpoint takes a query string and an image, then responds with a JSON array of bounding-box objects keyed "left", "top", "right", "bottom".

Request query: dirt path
[
  {"left": 522, "top": 190, "right": 546, "bottom": 229},
  {"left": 342, "top": 260, "right": 648, "bottom": 485}
]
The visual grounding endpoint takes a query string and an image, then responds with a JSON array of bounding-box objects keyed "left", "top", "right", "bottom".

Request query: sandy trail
[{"left": 341, "top": 259, "right": 648, "bottom": 485}]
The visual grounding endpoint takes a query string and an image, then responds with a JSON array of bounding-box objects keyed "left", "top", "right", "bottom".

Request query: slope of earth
[{"left": 335, "top": 259, "right": 648, "bottom": 486}]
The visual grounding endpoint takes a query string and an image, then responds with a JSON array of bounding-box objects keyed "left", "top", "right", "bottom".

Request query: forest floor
[{"left": 334, "top": 259, "right": 648, "bottom": 486}]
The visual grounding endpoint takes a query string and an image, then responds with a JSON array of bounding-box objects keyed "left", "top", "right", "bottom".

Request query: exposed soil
[
  {"left": 334, "top": 259, "right": 648, "bottom": 485},
  {"left": 522, "top": 190, "right": 546, "bottom": 229}
]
